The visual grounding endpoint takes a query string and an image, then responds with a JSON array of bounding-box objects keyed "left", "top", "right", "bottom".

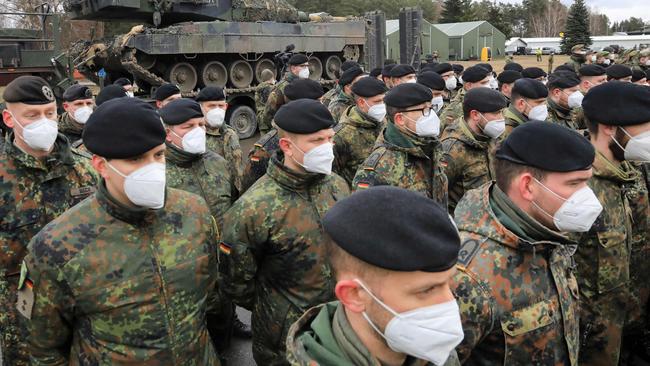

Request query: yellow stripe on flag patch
[{"left": 219, "top": 242, "right": 232, "bottom": 255}]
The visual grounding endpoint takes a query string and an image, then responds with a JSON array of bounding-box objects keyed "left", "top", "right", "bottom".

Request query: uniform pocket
[
  {"left": 501, "top": 299, "right": 558, "bottom": 365},
  {"left": 596, "top": 231, "right": 629, "bottom": 294}
]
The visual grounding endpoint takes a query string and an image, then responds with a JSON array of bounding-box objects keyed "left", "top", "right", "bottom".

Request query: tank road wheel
[
  {"left": 343, "top": 45, "right": 361, "bottom": 62},
  {"left": 324, "top": 55, "right": 341, "bottom": 80},
  {"left": 200, "top": 61, "right": 227, "bottom": 88},
  {"left": 228, "top": 105, "right": 257, "bottom": 139},
  {"left": 254, "top": 58, "right": 276, "bottom": 83},
  {"left": 308, "top": 56, "right": 323, "bottom": 81},
  {"left": 166, "top": 62, "right": 197, "bottom": 92},
  {"left": 135, "top": 51, "right": 156, "bottom": 70},
  {"left": 228, "top": 60, "right": 254, "bottom": 89}
]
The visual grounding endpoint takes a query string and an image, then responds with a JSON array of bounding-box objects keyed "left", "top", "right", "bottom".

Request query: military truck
[
  {"left": 64, "top": 0, "right": 385, "bottom": 138},
  {"left": 0, "top": 5, "right": 75, "bottom": 102}
]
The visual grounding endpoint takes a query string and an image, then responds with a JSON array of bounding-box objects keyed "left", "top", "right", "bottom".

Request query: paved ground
[{"left": 225, "top": 307, "right": 256, "bottom": 365}]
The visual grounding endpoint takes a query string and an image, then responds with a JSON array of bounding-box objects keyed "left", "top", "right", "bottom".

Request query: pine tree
[
  {"left": 560, "top": 0, "right": 592, "bottom": 54},
  {"left": 441, "top": 0, "right": 470, "bottom": 23}
]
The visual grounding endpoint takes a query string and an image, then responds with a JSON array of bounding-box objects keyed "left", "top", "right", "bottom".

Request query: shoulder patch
[
  {"left": 363, "top": 149, "right": 386, "bottom": 171},
  {"left": 333, "top": 123, "right": 345, "bottom": 134},
  {"left": 71, "top": 146, "right": 92, "bottom": 159},
  {"left": 256, "top": 129, "right": 278, "bottom": 147},
  {"left": 219, "top": 241, "right": 232, "bottom": 255},
  {"left": 457, "top": 238, "right": 484, "bottom": 266},
  {"left": 16, "top": 261, "right": 34, "bottom": 320}
]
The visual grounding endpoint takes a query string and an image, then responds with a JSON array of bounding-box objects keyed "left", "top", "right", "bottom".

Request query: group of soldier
[{"left": 0, "top": 42, "right": 649, "bottom": 366}]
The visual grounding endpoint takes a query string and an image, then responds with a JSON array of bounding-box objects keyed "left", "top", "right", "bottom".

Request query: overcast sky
[{"left": 498, "top": 0, "right": 646, "bottom": 23}]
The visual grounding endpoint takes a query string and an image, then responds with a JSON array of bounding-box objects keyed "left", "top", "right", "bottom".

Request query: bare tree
[
  {"left": 589, "top": 8, "right": 609, "bottom": 36},
  {"left": 528, "top": 0, "right": 567, "bottom": 37}
]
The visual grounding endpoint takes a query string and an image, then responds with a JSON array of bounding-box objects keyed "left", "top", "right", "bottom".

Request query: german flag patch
[
  {"left": 250, "top": 156, "right": 260, "bottom": 162},
  {"left": 219, "top": 242, "right": 232, "bottom": 255},
  {"left": 356, "top": 182, "right": 370, "bottom": 190}
]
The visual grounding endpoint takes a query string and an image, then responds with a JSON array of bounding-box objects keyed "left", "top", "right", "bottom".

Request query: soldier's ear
[
  {"left": 335, "top": 280, "right": 367, "bottom": 313},
  {"left": 278, "top": 137, "right": 293, "bottom": 157},
  {"left": 2, "top": 109, "right": 15, "bottom": 129},
  {"left": 91, "top": 155, "right": 109, "bottom": 179}
]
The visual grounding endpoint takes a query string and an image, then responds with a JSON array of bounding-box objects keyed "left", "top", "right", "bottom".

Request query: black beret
[
  {"left": 503, "top": 62, "right": 524, "bottom": 72},
  {"left": 381, "top": 63, "right": 396, "bottom": 77},
  {"left": 284, "top": 79, "right": 325, "bottom": 101},
  {"left": 3, "top": 76, "right": 55, "bottom": 105},
  {"left": 160, "top": 98, "right": 203, "bottom": 125},
  {"left": 351, "top": 77, "right": 387, "bottom": 97},
  {"left": 195, "top": 86, "right": 226, "bottom": 102},
  {"left": 497, "top": 70, "right": 522, "bottom": 84},
  {"left": 419, "top": 63, "right": 437, "bottom": 72},
  {"left": 554, "top": 64, "right": 576, "bottom": 73},
  {"left": 547, "top": 71, "right": 580, "bottom": 90},
  {"left": 433, "top": 62, "right": 453, "bottom": 75},
  {"left": 579, "top": 64, "right": 606, "bottom": 77},
  {"left": 288, "top": 53, "right": 309, "bottom": 65},
  {"left": 154, "top": 83, "right": 181, "bottom": 101},
  {"left": 512, "top": 78, "right": 548, "bottom": 99},
  {"left": 583, "top": 81, "right": 650, "bottom": 126},
  {"left": 606, "top": 64, "right": 632, "bottom": 79},
  {"left": 452, "top": 64, "right": 464, "bottom": 74},
  {"left": 95, "top": 85, "right": 128, "bottom": 106},
  {"left": 339, "top": 66, "right": 365, "bottom": 86},
  {"left": 632, "top": 69, "right": 646, "bottom": 82},
  {"left": 62, "top": 84, "right": 93, "bottom": 102},
  {"left": 522, "top": 67, "right": 547, "bottom": 79},
  {"left": 384, "top": 83, "right": 432, "bottom": 108},
  {"left": 323, "top": 186, "right": 460, "bottom": 273},
  {"left": 476, "top": 63, "right": 493, "bottom": 72},
  {"left": 341, "top": 60, "right": 360, "bottom": 72},
  {"left": 389, "top": 64, "right": 416, "bottom": 78},
  {"left": 462, "top": 65, "right": 491, "bottom": 83},
  {"left": 369, "top": 67, "right": 382, "bottom": 78},
  {"left": 417, "top": 71, "right": 445, "bottom": 91},
  {"left": 463, "top": 88, "right": 507, "bottom": 115},
  {"left": 274, "top": 99, "right": 334, "bottom": 134},
  {"left": 113, "top": 77, "right": 132, "bottom": 87},
  {"left": 496, "top": 121, "right": 594, "bottom": 172},
  {"left": 83, "top": 98, "right": 166, "bottom": 159}
]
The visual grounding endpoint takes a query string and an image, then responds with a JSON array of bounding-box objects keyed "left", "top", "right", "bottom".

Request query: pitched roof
[{"left": 434, "top": 21, "right": 485, "bottom": 36}]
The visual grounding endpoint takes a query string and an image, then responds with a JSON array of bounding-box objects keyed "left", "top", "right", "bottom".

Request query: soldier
[
  {"left": 328, "top": 66, "right": 365, "bottom": 123},
  {"left": 381, "top": 63, "right": 396, "bottom": 88},
  {"left": 286, "top": 186, "right": 463, "bottom": 366},
  {"left": 369, "top": 67, "right": 382, "bottom": 80},
  {"left": 113, "top": 77, "right": 135, "bottom": 97},
  {"left": 388, "top": 64, "right": 416, "bottom": 87},
  {"left": 637, "top": 48, "right": 650, "bottom": 72},
  {"left": 333, "top": 76, "right": 387, "bottom": 186},
  {"left": 255, "top": 68, "right": 276, "bottom": 123},
  {"left": 547, "top": 71, "right": 583, "bottom": 130},
  {"left": 58, "top": 84, "right": 94, "bottom": 145},
  {"left": 20, "top": 97, "right": 223, "bottom": 365},
  {"left": 576, "top": 82, "right": 650, "bottom": 366},
  {"left": 154, "top": 83, "right": 182, "bottom": 109},
  {"left": 548, "top": 51, "right": 555, "bottom": 73},
  {"left": 631, "top": 69, "right": 648, "bottom": 86},
  {"left": 595, "top": 51, "right": 611, "bottom": 67},
  {"left": 567, "top": 44, "right": 588, "bottom": 73},
  {"left": 452, "top": 121, "right": 600, "bottom": 365},
  {"left": 0, "top": 76, "right": 98, "bottom": 366},
  {"left": 535, "top": 47, "right": 542, "bottom": 62},
  {"left": 95, "top": 84, "right": 127, "bottom": 106},
  {"left": 502, "top": 78, "right": 548, "bottom": 139},
  {"left": 606, "top": 64, "right": 633, "bottom": 82},
  {"left": 431, "top": 63, "right": 459, "bottom": 108},
  {"left": 241, "top": 78, "right": 325, "bottom": 192},
  {"left": 352, "top": 83, "right": 448, "bottom": 206},
  {"left": 440, "top": 65, "right": 491, "bottom": 130},
  {"left": 159, "top": 98, "right": 235, "bottom": 227},
  {"left": 321, "top": 60, "right": 359, "bottom": 108},
  {"left": 417, "top": 71, "right": 447, "bottom": 115},
  {"left": 496, "top": 70, "right": 522, "bottom": 104},
  {"left": 219, "top": 99, "right": 350, "bottom": 365},
  {"left": 572, "top": 64, "right": 607, "bottom": 131},
  {"left": 440, "top": 87, "right": 507, "bottom": 213},
  {"left": 258, "top": 53, "right": 310, "bottom": 134},
  {"left": 521, "top": 66, "right": 548, "bottom": 83},
  {"left": 196, "top": 86, "right": 244, "bottom": 192}
]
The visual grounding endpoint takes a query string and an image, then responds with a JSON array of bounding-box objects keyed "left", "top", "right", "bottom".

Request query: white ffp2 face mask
[
  {"left": 445, "top": 76, "right": 457, "bottom": 91},
  {"left": 431, "top": 96, "right": 444, "bottom": 113},
  {"left": 290, "top": 141, "right": 335, "bottom": 175},
  {"left": 526, "top": 102, "right": 549, "bottom": 121},
  {"left": 298, "top": 67, "right": 310, "bottom": 79},
  {"left": 566, "top": 90, "right": 584, "bottom": 109},
  {"left": 479, "top": 114, "right": 505, "bottom": 139},
  {"left": 11, "top": 112, "right": 58, "bottom": 151},
  {"left": 365, "top": 100, "right": 386, "bottom": 122},
  {"left": 355, "top": 279, "right": 464, "bottom": 366},
  {"left": 404, "top": 111, "right": 441, "bottom": 138},
  {"left": 617, "top": 128, "right": 650, "bottom": 162},
  {"left": 533, "top": 178, "right": 603, "bottom": 232},
  {"left": 172, "top": 127, "right": 206, "bottom": 154},
  {"left": 106, "top": 161, "right": 166, "bottom": 209},
  {"left": 206, "top": 108, "right": 226, "bottom": 128},
  {"left": 73, "top": 106, "right": 93, "bottom": 124}
]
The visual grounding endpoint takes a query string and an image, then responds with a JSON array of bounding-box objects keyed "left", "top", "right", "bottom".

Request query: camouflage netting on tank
[{"left": 232, "top": 0, "right": 300, "bottom": 22}]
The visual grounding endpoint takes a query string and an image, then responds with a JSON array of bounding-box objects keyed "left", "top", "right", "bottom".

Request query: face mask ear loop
[{"left": 104, "top": 159, "right": 128, "bottom": 179}]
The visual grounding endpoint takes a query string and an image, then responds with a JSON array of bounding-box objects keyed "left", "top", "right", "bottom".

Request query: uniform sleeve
[
  {"left": 259, "top": 88, "right": 283, "bottom": 133},
  {"left": 451, "top": 268, "right": 494, "bottom": 363},
  {"left": 23, "top": 243, "right": 75, "bottom": 366},
  {"left": 241, "top": 146, "right": 272, "bottom": 193},
  {"left": 440, "top": 138, "right": 462, "bottom": 192},
  {"left": 224, "top": 130, "right": 244, "bottom": 194},
  {"left": 218, "top": 199, "right": 267, "bottom": 310},
  {"left": 332, "top": 134, "right": 351, "bottom": 185},
  {"left": 351, "top": 150, "right": 388, "bottom": 191}
]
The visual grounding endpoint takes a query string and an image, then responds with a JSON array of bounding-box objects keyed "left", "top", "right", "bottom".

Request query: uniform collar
[
  {"left": 267, "top": 151, "right": 325, "bottom": 193},
  {"left": 96, "top": 179, "right": 156, "bottom": 225}
]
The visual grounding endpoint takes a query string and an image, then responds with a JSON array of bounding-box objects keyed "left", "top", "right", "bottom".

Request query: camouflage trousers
[
  {"left": 579, "top": 288, "right": 629, "bottom": 366},
  {"left": 0, "top": 272, "right": 29, "bottom": 366}
]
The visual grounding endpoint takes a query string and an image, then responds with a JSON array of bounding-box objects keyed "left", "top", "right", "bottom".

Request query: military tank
[{"left": 65, "top": 0, "right": 382, "bottom": 137}]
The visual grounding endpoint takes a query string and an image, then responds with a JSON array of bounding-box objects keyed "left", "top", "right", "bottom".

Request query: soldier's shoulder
[
  {"left": 360, "top": 146, "right": 389, "bottom": 171},
  {"left": 165, "top": 187, "right": 211, "bottom": 216},
  {"left": 203, "top": 149, "right": 228, "bottom": 165},
  {"left": 256, "top": 129, "right": 278, "bottom": 148},
  {"left": 71, "top": 146, "right": 93, "bottom": 160}
]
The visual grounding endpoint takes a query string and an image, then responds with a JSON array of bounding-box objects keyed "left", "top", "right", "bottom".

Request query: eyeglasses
[{"left": 401, "top": 106, "right": 434, "bottom": 117}]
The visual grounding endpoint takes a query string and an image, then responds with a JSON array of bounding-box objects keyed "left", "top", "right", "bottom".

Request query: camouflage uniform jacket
[
  {"left": 259, "top": 73, "right": 298, "bottom": 134},
  {"left": 352, "top": 121, "right": 448, "bottom": 207},
  {"left": 206, "top": 124, "right": 243, "bottom": 192},
  {"left": 567, "top": 57, "right": 584, "bottom": 73},
  {"left": 452, "top": 183, "right": 579, "bottom": 366},
  {"left": 440, "top": 87, "right": 466, "bottom": 132},
  {"left": 241, "top": 129, "right": 279, "bottom": 192},
  {"left": 0, "top": 133, "right": 97, "bottom": 366},
  {"left": 57, "top": 112, "right": 84, "bottom": 146},
  {"left": 502, "top": 104, "right": 530, "bottom": 141},
  {"left": 321, "top": 85, "right": 340, "bottom": 108},
  {"left": 255, "top": 80, "right": 275, "bottom": 123},
  {"left": 21, "top": 182, "right": 221, "bottom": 365},
  {"left": 219, "top": 152, "right": 350, "bottom": 365},
  {"left": 573, "top": 152, "right": 649, "bottom": 365},
  {"left": 286, "top": 301, "right": 461, "bottom": 366},
  {"left": 328, "top": 91, "right": 355, "bottom": 124},
  {"left": 570, "top": 106, "right": 588, "bottom": 132},
  {"left": 440, "top": 117, "right": 495, "bottom": 213},
  {"left": 332, "top": 106, "right": 384, "bottom": 187},
  {"left": 547, "top": 98, "right": 580, "bottom": 131},
  {"left": 165, "top": 143, "right": 235, "bottom": 228}
]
